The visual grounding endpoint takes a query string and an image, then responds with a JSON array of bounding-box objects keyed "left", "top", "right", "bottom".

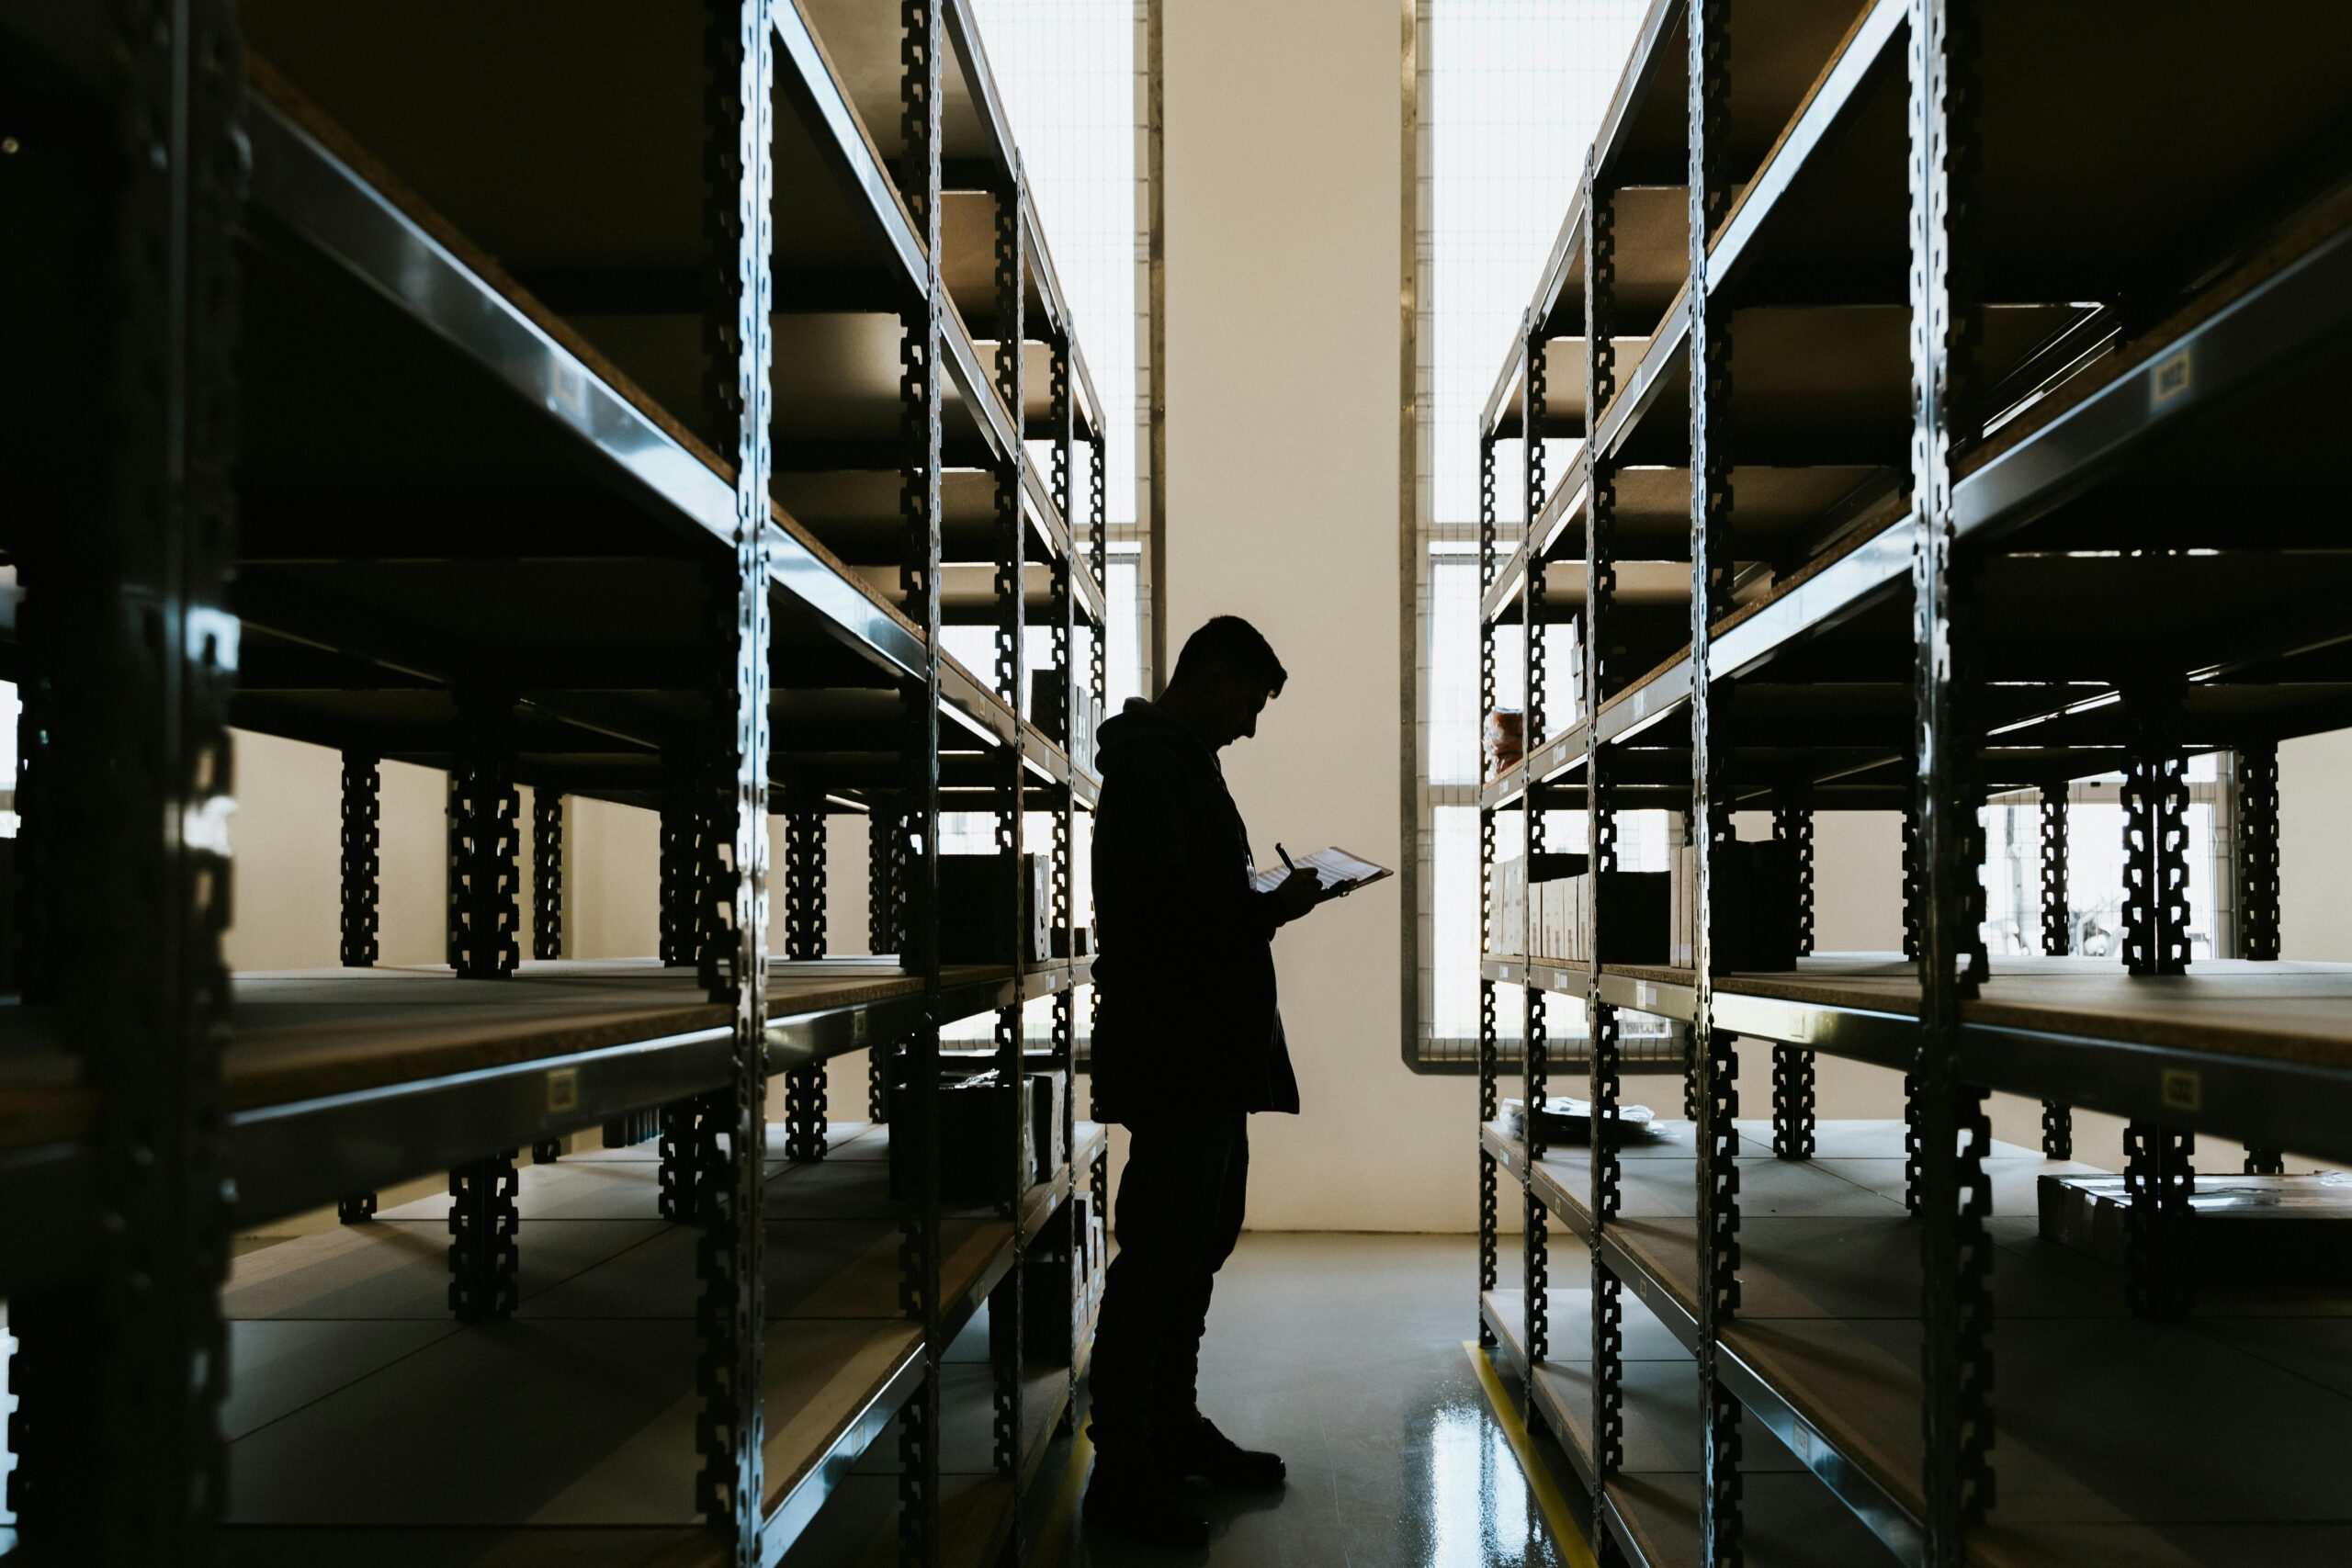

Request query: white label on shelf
[
  {"left": 547, "top": 1066, "right": 580, "bottom": 1114},
  {"left": 1637, "top": 982, "right": 1658, "bottom": 1011},
  {"left": 2151, "top": 347, "right": 2193, "bottom": 410},
  {"left": 548, "top": 360, "right": 589, "bottom": 421},
  {"left": 2162, "top": 1068, "right": 2201, "bottom": 1113},
  {"left": 853, "top": 1010, "right": 870, "bottom": 1045}
]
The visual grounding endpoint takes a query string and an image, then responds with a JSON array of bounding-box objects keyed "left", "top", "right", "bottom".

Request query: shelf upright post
[
  {"left": 897, "top": 1, "right": 950, "bottom": 1557},
  {"left": 783, "top": 786, "right": 830, "bottom": 1162},
  {"left": 6, "top": 1, "right": 245, "bottom": 1551},
  {"left": 658, "top": 732, "right": 718, "bottom": 1211},
  {"left": 1047, "top": 329, "right": 1080, "bottom": 1426},
  {"left": 1519, "top": 316, "right": 1553, "bottom": 1395},
  {"left": 2119, "top": 683, "right": 2195, "bottom": 1316},
  {"left": 661, "top": 748, "right": 704, "bottom": 966},
  {"left": 533, "top": 788, "right": 565, "bottom": 962},
  {"left": 1770, "top": 784, "right": 1815, "bottom": 1161},
  {"left": 341, "top": 752, "right": 382, "bottom": 967},
  {"left": 2120, "top": 686, "right": 2191, "bottom": 979},
  {"left": 1900, "top": 797, "right": 1923, "bottom": 1212},
  {"left": 1476, "top": 426, "right": 1500, "bottom": 1348},
  {"left": 530, "top": 787, "right": 566, "bottom": 1161},
  {"left": 445, "top": 694, "right": 524, "bottom": 1315},
  {"left": 870, "top": 803, "right": 907, "bottom": 1122},
  {"left": 339, "top": 750, "right": 387, "bottom": 1218},
  {"left": 1086, "top": 428, "right": 1110, "bottom": 1227},
  {"left": 2037, "top": 781, "right": 2074, "bottom": 1159},
  {"left": 1687, "top": 2, "right": 1745, "bottom": 1557},
  {"left": 1908, "top": 0, "right": 1999, "bottom": 1552},
  {"left": 529, "top": 789, "right": 566, "bottom": 1166},
  {"left": 1582, "top": 152, "right": 1629, "bottom": 1532},
  {"left": 988, "top": 160, "right": 1031, "bottom": 1540},
  {"left": 690, "top": 0, "right": 775, "bottom": 1551},
  {"left": 448, "top": 684, "right": 522, "bottom": 981},
  {"left": 2237, "top": 741, "right": 2285, "bottom": 1173}
]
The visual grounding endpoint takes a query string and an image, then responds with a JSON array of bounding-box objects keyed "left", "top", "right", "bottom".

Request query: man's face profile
[{"left": 1204, "top": 669, "right": 1273, "bottom": 748}]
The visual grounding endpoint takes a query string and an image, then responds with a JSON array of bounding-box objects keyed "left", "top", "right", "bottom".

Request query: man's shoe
[
  {"left": 1163, "top": 1414, "right": 1286, "bottom": 1489},
  {"left": 1083, "top": 1464, "right": 1212, "bottom": 1550}
]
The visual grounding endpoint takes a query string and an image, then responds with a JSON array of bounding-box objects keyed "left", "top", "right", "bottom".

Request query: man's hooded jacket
[{"left": 1089, "top": 697, "right": 1301, "bottom": 1122}]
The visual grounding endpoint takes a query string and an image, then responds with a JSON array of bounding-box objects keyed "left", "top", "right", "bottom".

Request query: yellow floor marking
[{"left": 1464, "top": 1340, "right": 1600, "bottom": 1568}]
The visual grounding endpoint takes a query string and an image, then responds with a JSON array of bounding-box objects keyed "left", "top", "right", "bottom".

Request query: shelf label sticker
[
  {"left": 2151, "top": 347, "right": 2193, "bottom": 411},
  {"left": 852, "top": 1010, "right": 870, "bottom": 1046},
  {"left": 2161, "top": 1067, "right": 2201, "bottom": 1113},
  {"left": 1637, "top": 982, "right": 1658, "bottom": 1011},
  {"left": 547, "top": 1066, "right": 580, "bottom": 1115}
]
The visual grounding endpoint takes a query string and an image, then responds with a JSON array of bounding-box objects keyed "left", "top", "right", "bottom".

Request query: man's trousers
[{"left": 1085, "top": 1111, "right": 1249, "bottom": 1470}]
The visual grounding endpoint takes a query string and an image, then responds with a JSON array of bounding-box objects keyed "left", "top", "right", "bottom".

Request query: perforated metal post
[
  {"left": 868, "top": 803, "right": 905, "bottom": 1123},
  {"left": 2124, "top": 1121, "right": 2196, "bottom": 1319},
  {"left": 1689, "top": 6, "right": 1744, "bottom": 1551},
  {"left": 447, "top": 1152, "right": 520, "bottom": 1322},
  {"left": 1901, "top": 799, "right": 1924, "bottom": 1208},
  {"left": 2038, "top": 782, "right": 2074, "bottom": 1158},
  {"left": 1770, "top": 787, "right": 1816, "bottom": 1161},
  {"left": 656, "top": 747, "right": 707, "bottom": 1215},
  {"left": 1521, "top": 324, "right": 1552, "bottom": 1390},
  {"left": 687, "top": 3, "right": 775, "bottom": 1551},
  {"left": 1049, "top": 332, "right": 1081, "bottom": 1427},
  {"left": 1910, "top": 2, "right": 1999, "bottom": 1549},
  {"left": 1087, "top": 429, "right": 1110, "bottom": 1232},
  {"left": 897, "top": 4, "right": 948, "bottom": 1555},
  {"left": 1584, "top": 160, "right": 1628, "bottom": 1517},
  {"left": 782, "top": 792, "right": 830, "bottom": 1163},
  {"left": 533, "top": 788, "right": 564, "bottom": 961},
  {"left": 2120, "top": 746, "right": 2191, "bottom": 978},
  {"left": 340, "top": 751, "right": 385, "bottom": 1221},
  {"left": 341, "top": 751, "right": 381, "bottom": 967},
  {"left": 2238, "top": 742, "right": 2284, "bottom": 1173},
  {"left": 1476, "top": 429, "right": 1501, "bottom": 1346},
  {"left": 448, "top": 687, "right": 521, "bottom": 981},
  {"left": 661, "top": 750, "right": 702, "bottom": 968},
  {"left": 983, "top": 167, "right": 1031, "bottom": 1526}
]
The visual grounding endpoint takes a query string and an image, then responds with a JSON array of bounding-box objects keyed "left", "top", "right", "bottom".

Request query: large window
[
  {"left": 952, "top": 1, "right": 1149, "bottom": 1044},
  {"left": 971, "top": 0, "right": 1151, "bottom": 709},
  {"left": 1409, "top": 2, "right": 1643, "bottom": 1066}
]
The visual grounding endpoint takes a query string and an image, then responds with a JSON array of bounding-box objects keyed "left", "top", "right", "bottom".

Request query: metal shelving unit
[
  {"left": 0, "top": 0, "right": 1108, "bottom": 1562},
  {"left": 1470, "top": 4, "right": 2352, "bottom": 1566}
]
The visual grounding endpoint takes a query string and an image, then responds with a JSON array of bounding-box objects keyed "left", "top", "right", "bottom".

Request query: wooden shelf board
[
  {"left": 1515, "top": 1119, "right": 2352, "bottom": 1564},
  {"left": 219, "top": 1119, "right": 1068, "bottom": 1547}
]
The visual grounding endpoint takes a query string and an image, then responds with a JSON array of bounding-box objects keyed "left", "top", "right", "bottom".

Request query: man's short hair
[{"left": 1171, "top": 615, "right": 1287, "bottom": 696}]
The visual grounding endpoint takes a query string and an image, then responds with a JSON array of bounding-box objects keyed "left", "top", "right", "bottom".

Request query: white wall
[
  {"left": 1159, "top": 0, "right": 1476, "bottom": 1231},
  {"left": 227, "top": 731, "right": 455, "bottom": 972}
]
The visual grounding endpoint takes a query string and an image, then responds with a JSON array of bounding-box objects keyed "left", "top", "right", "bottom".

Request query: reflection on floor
[{"left": 1039, "top": 1232, "right": 1575, "bottom": 1568}]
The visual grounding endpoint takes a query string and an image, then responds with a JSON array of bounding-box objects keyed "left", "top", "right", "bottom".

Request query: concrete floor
[{"left": 1036, "top": 1233, "right": 1575, "bottom": 1568}]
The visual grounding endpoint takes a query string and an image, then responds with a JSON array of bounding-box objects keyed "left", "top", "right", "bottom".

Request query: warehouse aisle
[{"left": 1039, "top": 1233, "right": 1577, "bottom": 1568}]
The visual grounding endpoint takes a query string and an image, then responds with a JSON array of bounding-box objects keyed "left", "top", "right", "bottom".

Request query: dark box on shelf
[
  {"left": 936, "top": 852, "right": 1050, "bottom": 965},
  {"left": 889, "top": 1070, "right": 1041, "bottom": 1206},
  {"left": 2039, "top": 1171, "right": 2352, "bottom": 1284},
  {"left": 1031, "top": 1071, "right": 1067, "bottom": 1179},
  {"left": 1713, "top": 839, "right": 1800, "bottom": 971}
]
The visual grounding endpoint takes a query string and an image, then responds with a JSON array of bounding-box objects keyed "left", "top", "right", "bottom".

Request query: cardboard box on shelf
[
  {"left": 936, "top": 852, "right": 1051, "bottom": 965},
  {"left": 1664, "top": 839, "right": 1799, "bottom": 970},
  {"left": 888, "top": 1069, "right": 1040, "bottom": 1205}
]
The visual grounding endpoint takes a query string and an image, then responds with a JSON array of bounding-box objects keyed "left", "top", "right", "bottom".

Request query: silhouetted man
[{"left": 1082, "top": 615, "right": 1336, "bottom": 1548}]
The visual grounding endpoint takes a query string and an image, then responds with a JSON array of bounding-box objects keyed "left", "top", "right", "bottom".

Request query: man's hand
[{"left": 1270, "top": 866, "right": 1325, "bottom": 925}]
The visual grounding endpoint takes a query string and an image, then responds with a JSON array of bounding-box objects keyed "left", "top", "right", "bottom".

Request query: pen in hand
[{"left": 1277, "top": 843, "right": 1298, "bottom": 874}]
